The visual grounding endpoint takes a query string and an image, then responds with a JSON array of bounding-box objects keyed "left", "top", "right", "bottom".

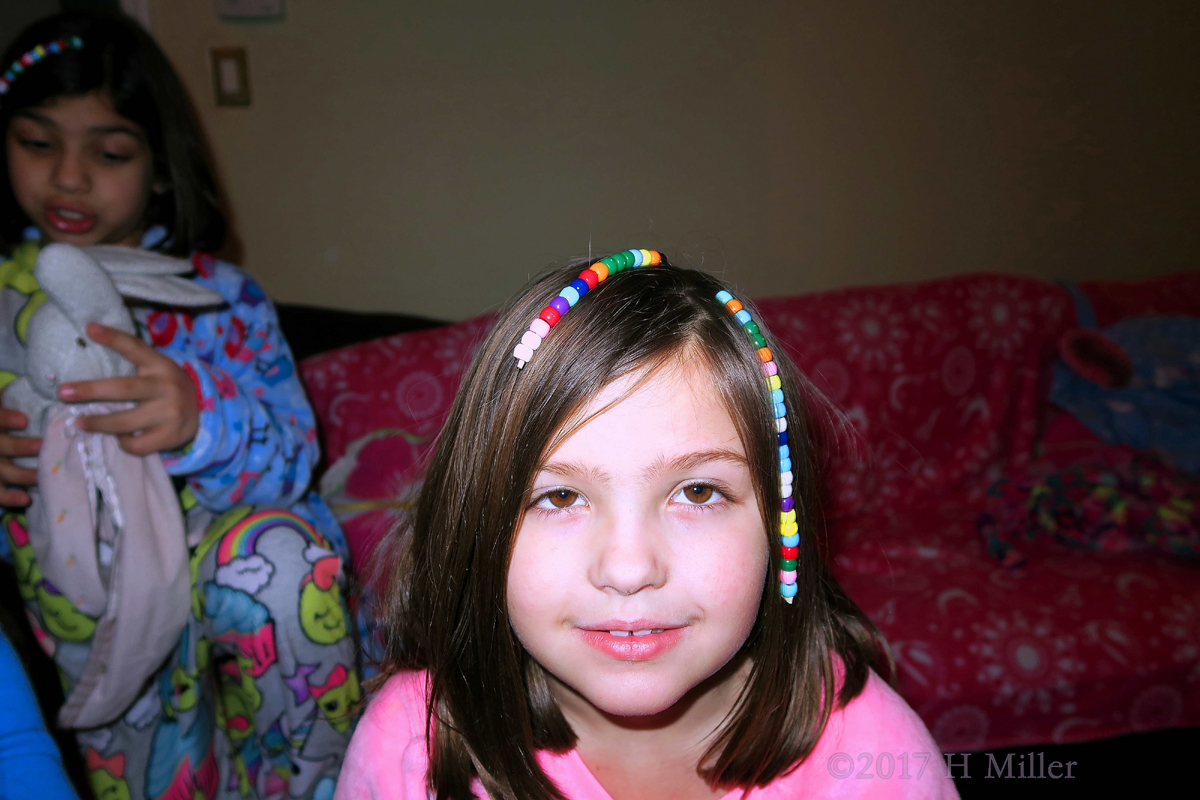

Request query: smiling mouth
[{"left": 606, "top": 629, "right": 665, "bottom": 637}]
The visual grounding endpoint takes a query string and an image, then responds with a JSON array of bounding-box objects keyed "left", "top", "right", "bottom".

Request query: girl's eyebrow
[
  {"left": 12, "top": 110, "right": 144, "bottom": 140},
  {"left": 538, "top": 448, "right": 748, "bottom": 486}
]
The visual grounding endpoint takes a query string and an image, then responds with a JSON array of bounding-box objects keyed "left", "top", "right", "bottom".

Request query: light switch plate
[{"left": 210, "top": 47, "right": 250, "bottom": 107}]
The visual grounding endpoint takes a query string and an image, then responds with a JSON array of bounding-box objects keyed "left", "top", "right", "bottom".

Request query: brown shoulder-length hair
[{"left": 377, "top": 257, "right": 889, "bottom": 800}]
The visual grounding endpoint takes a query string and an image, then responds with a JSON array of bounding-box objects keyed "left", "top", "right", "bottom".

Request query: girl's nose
[
  {"left": 51, "top": 149, "right": 89, "bottom": 193},
  {"left": 591, "top": 512, "right": 667, "bottom": 597}
]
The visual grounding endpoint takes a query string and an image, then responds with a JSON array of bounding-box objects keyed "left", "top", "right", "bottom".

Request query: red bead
[
  {"left": 780, "top": 545, "right": 799, "bottom": 559},
  {"left": 539, "top": 306, "right": 561, "bottom": 327},
  {"left": 578, "top": 269, "right": 600, "bottom": 289}
]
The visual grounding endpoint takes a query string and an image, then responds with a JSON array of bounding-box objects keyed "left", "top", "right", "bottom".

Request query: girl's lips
[
  {"left": 45, "top": 205, "right": 97, "bottom": 234},
  {"left": 579, "top": 627, "right": 686, "bottom": 662}
]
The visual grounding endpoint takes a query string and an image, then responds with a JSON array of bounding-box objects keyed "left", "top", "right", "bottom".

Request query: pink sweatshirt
[{"left": 335, "top": 669, "right": 959, "bottom": 799}]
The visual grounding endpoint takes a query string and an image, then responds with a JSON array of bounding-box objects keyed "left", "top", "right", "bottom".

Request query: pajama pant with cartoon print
[{"left": 3, "top": 505, "right": 360, "bottom": 800}]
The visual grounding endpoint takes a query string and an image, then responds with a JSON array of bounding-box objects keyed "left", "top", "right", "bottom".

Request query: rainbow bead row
[
  {"left": 0, "top": 37, "right": 84, "bottom": 99},
  {"left": 512, "top": 249, "right": 663, "bottom": 369},
  {"left": 715, "top": 290, "right": 798, "bottom": 603}
]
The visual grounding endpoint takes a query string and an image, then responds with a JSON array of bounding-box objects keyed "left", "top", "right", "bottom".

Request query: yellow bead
[
  {"left": 768, "top": 375, "right": 782, "bottom": 390},
  {"left": 782, "top": 522, "right": 799, "bottom": 535},
  {"left": 639, "top": 249, "right": 652, "bottom": 264},
  {"left": 781, "top": 510, "right": 796, "bottom": 524}
]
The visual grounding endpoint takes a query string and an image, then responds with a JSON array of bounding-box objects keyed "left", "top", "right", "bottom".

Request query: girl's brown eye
[
  {"left": 683, "top": 484, "right": 714, "bottom": 504},
  {"left": 547, "top": 489, "right": 579, "bottom": 508}
]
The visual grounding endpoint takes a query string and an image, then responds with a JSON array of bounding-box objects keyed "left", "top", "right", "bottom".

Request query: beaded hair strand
[
  {"left": 0, "top": 36, "right": 84, "bottom": 104},
  {"left": 715, "top": 290, "right": 800, "bottom": 603},
  {"left": 510, "top": 251, "right": 798, "bottom": 602}
]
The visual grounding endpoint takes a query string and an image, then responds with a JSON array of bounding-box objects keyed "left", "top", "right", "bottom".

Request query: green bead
[
  {"left": 601, "top": 255, "right": 620, "bottom": 272},
  {"left": 780, "top": 558, "right": 798, "bottom": 571},
  {"left": 744, "top": 321, "right": 761, "bottom": 336},
  {"left": 751, "top": 333, "right": 766, "bottom": 348},
  {"left": 616, "top": 251, "right": 633, "bottom": 269}
]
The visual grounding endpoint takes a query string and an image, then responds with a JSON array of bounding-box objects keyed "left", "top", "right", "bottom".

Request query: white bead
[
  {"left": 530, "top": 318, "right": 550, "bottom": 337},
  {"left": 513, "top": 343, "right": 534, "bottom": 362},
  {"left": 781, "top": 470, "right": 794, "bottom": 486},
  {"left": 781, "top": 483, "right": 793, "bottom": 498},
  {"left": 776, "top": 417, "right": 788, "bottom": 433},
  {"left": 521, "top": 330, "right": 542, "bottom": 350}
]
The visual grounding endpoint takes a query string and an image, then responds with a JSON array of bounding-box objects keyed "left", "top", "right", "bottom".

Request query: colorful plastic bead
[
  {"left": 770, "top": 388, "right": 784, "bottom": 404},
  {"left": 780, "top": 558, "right": 798, "bottom": 571},
  {"left": 761, "top": 361, "right": 778, "bottom": 377},
  {"left": 767, "top": 375, "right": 781, "bottom": 390},
  {"left": 716, "top": 290, "right": 733, "bottom": 305},
  {"left": 780, "top": 569, "right": 797, "bottom": 584},
  {"left": 629, "top": 249, "right": 644, "bottom": 267},
  {"left": 778, "top": 431, "right": 788, "bottom": 446},
  {"left": 521, "top": 331, "right": 542, "bottom": 351},
  {"left": 560, "top": 286, "right": 580, "bottom": 306},
  {"left": 781, "top": 546, "right": 799, "bottom": 561},
  {"left": 781, "top": 582, "right": 798, "bottom": 599},
  {"left": 549, "top": 296, "right": 570, "bottom": 315},
  {"left": 776, "top": 417, "right": 787, "bottom": 433},
  {"left": 513, "top": 343, "right": 534, "bottom": 363},
  {"left": 779, "top": 457, "right": 792, "bottom": 472},
  {"left": 539, "top": 306, "right": 561, "bottom": 327},
  {"left": 751, "top": 334, "right": 767, "bottom": 348},
  {"left": 570, "top": 277, "right": 591, "bottom": 296},
  {"left": 781, "top": 470, "right": 794, "bottom": 486},
  {"left": 779, "top": 444, "right": 790, "bottom": 459},
  {"left": 781, "top": 483, "right": 793, "bottom": 499},
  {"left": 782, "top": 496, "right": 795, "bottom": 512},
  {"left": 726, "top": 299, "right": 744, "bottom": 313},
  {"left": 744, "top": 321, "right": 760, "bottom": 335},
  {"left": 782, "top": 533, "right": 800, "bottom": 547},
  {"left": 782, "top": 522, "right": 799, "bottom": 535},
  {"left": 757, "top": 348, "right": 773, "bottom": 363},
  {"left": 578, "top": 269, "right": 599, "bottom": 289},
  {"left": 530, "top": 318, "right": 550, "bottom": 337},
  {"left": 773, "top": 403, "right": 787, "bottom": 419},
  {"left": 592, "top": 262, "right": 609, "bottom": 281},
  {"left": 781, "top": 510, "right": 797, "bottom": 524},
  {"left": 734, "top": 309, "right": 752, "bottom": 325}
]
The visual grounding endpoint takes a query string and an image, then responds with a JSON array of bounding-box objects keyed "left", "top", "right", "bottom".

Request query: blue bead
[
  {"left": 629, "top": 249, "right": 643, "bottom": 266},
  {"left": 781, "top": 582, "right": 799, "bottom": 598},
  {"left": 780, "top": 457, "right": 793, "bottom": 473},
  {"left": 734, "top": 309, "right": 752, "bottom": 325},
  {"left": 782, "top": 533, "right": 800, "bottom": 547},
  {"left": 778, "top": 431, "right": 788, "bottom": 446},
  {"left": 560, "top": 286, "right": 580, "bottom": 306},
  {"left": 773, "top": 402, "right": 786, "bottom": 419},
  {"left": 716, "top": 290, "right": 733, "bottom": 305},
  {"left": 770, "top": 388, "right": 784, "bottom": 404},
  {"left": 48, "top": 42, "right": 61, "bottom": 53},
  {"left": 779, "top": 444, "right": 790, "bottom": 459},
  {"left": 569, "top": 278, "right": 590, "bottom": 297}
]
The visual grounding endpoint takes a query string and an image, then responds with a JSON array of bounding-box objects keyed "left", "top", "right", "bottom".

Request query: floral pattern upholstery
[{"left": 300, "top": 270, "right": 1200, "bottom": 751}]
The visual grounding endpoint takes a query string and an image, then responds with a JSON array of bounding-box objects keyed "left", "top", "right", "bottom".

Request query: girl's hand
[
  {"left": 58, "top": 322, "right": 201, "bottom": 456},
  {"left": 0, "top": 404, "right": 40, "bottom": 507}
]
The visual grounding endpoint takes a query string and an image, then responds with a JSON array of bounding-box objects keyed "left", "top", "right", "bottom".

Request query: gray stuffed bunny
[{"left": 3, "top": 242, "right": 221, "bottom": 728}]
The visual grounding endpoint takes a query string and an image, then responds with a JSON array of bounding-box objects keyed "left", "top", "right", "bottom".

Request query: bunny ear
[
  {"left": 83, "top": 245, "right": 194, "bottom": 276},
  {"left": 110, "top": 273, "right": 223, "bottom": 308},
  {"left": 34, "top": 244, "right": 134, "bottom": 333}
]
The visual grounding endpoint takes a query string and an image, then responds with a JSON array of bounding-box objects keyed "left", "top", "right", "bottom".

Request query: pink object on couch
[{"left": 301, "top": 270, "right": 1200, "bottom": 752}]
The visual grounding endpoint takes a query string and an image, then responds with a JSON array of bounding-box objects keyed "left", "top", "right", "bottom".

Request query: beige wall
[{"left": 150, "top": 1, "right": 1199, "bottom": 320}]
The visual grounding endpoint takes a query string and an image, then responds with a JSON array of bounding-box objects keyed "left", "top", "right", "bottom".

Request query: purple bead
[
  {"left": 781, "top": 496, "right": 795, "bottom": 512},
  {"left": 549, "top": 296, "right": 570, "bottom": 315}
]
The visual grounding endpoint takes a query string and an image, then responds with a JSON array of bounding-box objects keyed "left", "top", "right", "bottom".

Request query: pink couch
[{"left": 301, "top": 270, "right": 1200, "bottom": 752}]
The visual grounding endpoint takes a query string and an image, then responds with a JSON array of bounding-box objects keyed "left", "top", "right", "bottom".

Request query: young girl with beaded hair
[{"left": 338, "top": 251, "right": 956, "bottom": 800}]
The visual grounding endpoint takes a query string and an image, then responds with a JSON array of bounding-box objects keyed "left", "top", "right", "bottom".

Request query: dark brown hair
[
  {"left": 378, "top": 258, "right": 888, "bottom": 800},
  {"left": 0, "top": 10, "right": 227, "bottom": 255}
]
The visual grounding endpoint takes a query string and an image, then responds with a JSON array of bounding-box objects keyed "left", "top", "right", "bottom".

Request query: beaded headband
[
  {"left": 511, "top": 250, "right": 798, "bottom": 603},
  {"left": 511, "top": 248, "right": 663, "bottom": 368},
  {"left": 0, "top": 37, "right": 85, "bottom": 103},
  {"left": 716, "top": 290, "right": 799, "bottom": 603}
]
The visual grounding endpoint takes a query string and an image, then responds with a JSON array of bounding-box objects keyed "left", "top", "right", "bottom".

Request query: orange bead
[
  {"left": 591, "top": 261, "right": 609, "bottom": 281},
  {"left": 726, "top": 299, "right": 743, "bottom": 313},
  {"left": 756, "top": 347, "right": 773, "bottom": 363},
  {"left": 647, "top": 251, "right": 661, "bottom": 265}
]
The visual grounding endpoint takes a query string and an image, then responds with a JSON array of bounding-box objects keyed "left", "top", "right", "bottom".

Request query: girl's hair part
[
  {"left": 0, "top": 10, "right": 227, "bottom": 256},
  {"left": 378, "top": 255, "right": 891, "bottom": 800}
]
